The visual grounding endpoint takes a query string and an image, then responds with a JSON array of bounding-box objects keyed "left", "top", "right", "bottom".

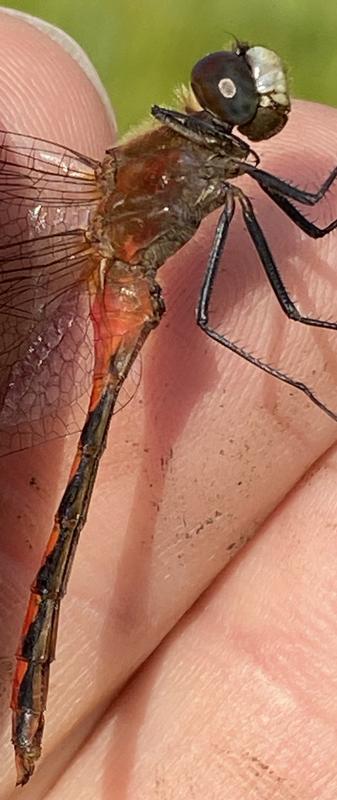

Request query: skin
[{"left": 1, "top": 11, "right": 337, "bottom": 799}]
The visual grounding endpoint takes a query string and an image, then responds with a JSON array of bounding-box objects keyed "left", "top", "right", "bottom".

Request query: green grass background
[{"left": 1, "top": 0, "right": 336, "bottom": 132}]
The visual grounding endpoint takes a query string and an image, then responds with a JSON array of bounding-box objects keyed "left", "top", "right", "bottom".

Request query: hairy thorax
[{"left": 87, "top": 120, "right": 247, "bottom": 272}]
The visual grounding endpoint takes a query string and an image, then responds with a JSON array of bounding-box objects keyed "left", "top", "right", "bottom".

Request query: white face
[{"left": 245, "top": 46, "right": 290, "bottom": 113}]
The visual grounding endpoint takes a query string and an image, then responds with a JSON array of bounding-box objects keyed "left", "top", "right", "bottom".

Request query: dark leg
[
  {"left": 197, "top": 190, "right": 337, "bottom": 423},
  {"left": 236, "top": 188, "right": 337, "bottom": 330},
  {"left": 242, "top": 162, "right": 337, "bottom": 206},
  {"left": 197, "top": 191, "right": 235, "bottom": 322},
  {"left": 251, "top": 183, "right": 337, "bottom": 239},
  {"left": 151, "top": 104, "right": 257, "bottom": 162}
]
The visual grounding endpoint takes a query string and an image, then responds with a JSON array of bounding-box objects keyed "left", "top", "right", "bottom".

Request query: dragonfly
[{"left": 2, "top": 38, "right": 337, "bottom": 786}]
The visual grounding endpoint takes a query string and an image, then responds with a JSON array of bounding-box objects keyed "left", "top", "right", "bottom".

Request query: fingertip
[{"left": 0, "top": 9, "right": 116, "bottom": 158}]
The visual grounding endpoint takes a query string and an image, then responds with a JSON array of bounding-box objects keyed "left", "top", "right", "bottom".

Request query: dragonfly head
[{"left": 190, "top": 40, "right": 290, "bottom": 141}]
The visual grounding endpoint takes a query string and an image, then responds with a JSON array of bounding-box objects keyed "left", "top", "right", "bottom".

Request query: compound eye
[{"left": 191, "top": 50, "right": 259, "bottom": 126}]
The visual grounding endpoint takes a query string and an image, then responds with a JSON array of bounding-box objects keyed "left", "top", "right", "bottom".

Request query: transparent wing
[{"left": 0, "top": 131, "right": 141, "bottom": 456}]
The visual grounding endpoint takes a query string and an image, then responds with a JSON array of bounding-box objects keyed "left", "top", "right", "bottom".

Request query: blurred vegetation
[{"left": 2, "top": 0, "right": 336, "bottom": 133}]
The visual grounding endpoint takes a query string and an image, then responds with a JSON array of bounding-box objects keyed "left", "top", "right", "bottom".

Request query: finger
[
  {"left": 0, "top": 8, "right": 115, "bottom": 153},
  {"left": 46, "top": 447, "right": 337, "bottom": 799},
  {"left": 2, "top": 23, "right": 336, "bottom": 788}
]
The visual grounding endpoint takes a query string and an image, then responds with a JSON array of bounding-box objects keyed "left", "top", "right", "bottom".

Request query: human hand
[{"left": 1, "top": 11, "right": 337, "bottom": 798}]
